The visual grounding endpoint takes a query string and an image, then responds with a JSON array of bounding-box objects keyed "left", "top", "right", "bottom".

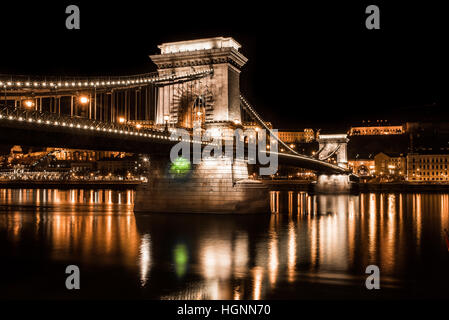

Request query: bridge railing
[
  {"left": 0, "top": 71, "right": 158, "bottom": 84},
  {"left": 0, "top": 104, "right": 175, "bottom": 139}
]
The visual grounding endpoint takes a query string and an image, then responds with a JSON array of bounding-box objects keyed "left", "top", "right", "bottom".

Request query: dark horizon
[{"left": 1, "top": 1, "right": 448, "bottom": 130}]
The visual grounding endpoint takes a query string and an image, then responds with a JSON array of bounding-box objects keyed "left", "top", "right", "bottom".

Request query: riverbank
[
  {"left": 262, "top": 180, "right": 313, "bottom": 191},
  {"left": 0, "top": 180, "right": 141, "bottom": 189},
  {"left": 263, "top": 180, "right": 449, "bottom": 193},
  {"left": 2, "top": 179, "right": 449, "bottom": 193},
  {"left": 358, "top": 182, "right": 449, "bottom": 192}
]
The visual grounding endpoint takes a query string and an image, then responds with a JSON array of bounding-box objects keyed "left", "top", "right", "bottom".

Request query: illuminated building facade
[
  {"left": 374, "top": 152, "right": 406, "bottom": 176},
  {"left": 50, "top": 148, "right": 124, "bottom": 161},
  {"left": 97, "top": 158, "right": 138, "bottom": 174},
  {"left": 277, "top": 129, "right": 314, "bottom": 143},
  {"left": 348, "top": 159, "right": 375, "bottom": 176},
  {"left": 243, "top": 121, "right": 272, "bottom": 130},
  {"left": 126, "top": 120, "right": 156, "bottom": 130},
  {"left": 349, "top": 123, "right": 404, "bottom": 136},
  {"left": 407, "top": 153, "right": 449, "bottom": 182}
]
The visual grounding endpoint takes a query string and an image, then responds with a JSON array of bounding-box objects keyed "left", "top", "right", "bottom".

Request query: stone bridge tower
[
  {"left": 317, "top": 134, "right": 349, "bottom": 168},
  {"left": 150, "top": 37, "right": 247, "bottom": 134},
  {"left": 134, "top": 37, "right": 269, "bottom": 214},
  {"left": 315, "top": 134, "right": 351, "bottom": 193}
]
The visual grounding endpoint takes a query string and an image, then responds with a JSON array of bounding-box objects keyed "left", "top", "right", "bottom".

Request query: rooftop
[{"left": 158, "top": 37, "right": 241, "bottom": 54}]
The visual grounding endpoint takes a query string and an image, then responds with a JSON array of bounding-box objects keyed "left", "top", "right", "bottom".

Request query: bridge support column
[{"left": 134, "top": 154, "right": 269, "bottom": 214}]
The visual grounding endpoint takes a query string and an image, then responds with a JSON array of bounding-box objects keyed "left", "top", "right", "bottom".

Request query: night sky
[{"left": 1, "top": 1, "right": 448, "bottom": 130}]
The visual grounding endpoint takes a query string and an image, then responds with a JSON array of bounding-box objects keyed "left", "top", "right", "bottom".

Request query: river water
[{"left": 0, "top": 188, "right": 448, "bottom": 299}]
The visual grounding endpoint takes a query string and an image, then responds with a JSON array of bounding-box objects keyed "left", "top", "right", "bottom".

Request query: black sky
[{"left": 1, "top": 1, "right": 448, "bottom": 130}]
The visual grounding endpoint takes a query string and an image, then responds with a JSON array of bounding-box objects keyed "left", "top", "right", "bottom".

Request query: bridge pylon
[
  {"left": 315, "top": 134, "right": 355, "bottom": 193},
  {"left": 134, "top": 153, "right": 269, "bottom": 214},
  {"left": 134, "top": 37, "right": 269, "bottom": 214},
  {"left": 316, "top": 134, "right": 349, "bottom": 169}
]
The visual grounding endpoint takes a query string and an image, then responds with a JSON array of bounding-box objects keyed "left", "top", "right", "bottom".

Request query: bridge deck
[{"left": 0, "top": 105, "right": 349, "bottom": 174}]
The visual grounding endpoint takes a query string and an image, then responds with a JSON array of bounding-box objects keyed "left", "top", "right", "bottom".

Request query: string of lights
[
  {"left": 0, "top": 69, "right": 214, "bottom": 90},
  {"left": 0, "top": 104, "right": 211, "bottom": 145}
]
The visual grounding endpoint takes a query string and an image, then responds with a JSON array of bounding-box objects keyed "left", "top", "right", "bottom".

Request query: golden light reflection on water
[
  {"left": 368, "top": 193, "right": 377, "bottom": 263},
  {"left": 1, "top": 189, "right": 449, "bottom": 299},
  {"left": 201, "top": 241, "right": 232, "bottom": 280},
  {"left": 442, "top": 194, "right": 449, "bottom": 232},
  {"left": 268, "top": 215, "right": 279, "bottom": 287},
  {"left": 252, "top": 266, "right": 264, "bottom": 300},
  {"left": 287, "top": 219, "right": 296, "bottom": 283},
  {"left": 233, "top": 232, "right": 249, "bottom": 277},
  {"left": 140, "top": 233, "right": 152, "bottom": 286},
  {"left": 0, "top": 188, "right": 138, "bottom": 268}
]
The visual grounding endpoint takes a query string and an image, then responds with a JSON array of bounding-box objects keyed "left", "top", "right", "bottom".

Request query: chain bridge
[{"left": 0, "top": 37, "right": 350, "bottom": 213}]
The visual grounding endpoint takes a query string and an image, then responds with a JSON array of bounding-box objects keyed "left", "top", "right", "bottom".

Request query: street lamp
[
  {"left": 24, "top": 100, "right": 34, "bottom": 108},
  {"left": 118, "top": 117, "right": 126, "bottom": 124},
  {"left": 79, "top": 96, "right": 89, "bottom": 105}
]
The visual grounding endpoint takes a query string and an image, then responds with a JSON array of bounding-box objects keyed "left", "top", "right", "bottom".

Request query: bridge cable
[
  {"left": 319, "top": 143, "right": 342, "bottom": 161},
  {"left": 239, "top": 95, "right": 301, "bottom": 156}
]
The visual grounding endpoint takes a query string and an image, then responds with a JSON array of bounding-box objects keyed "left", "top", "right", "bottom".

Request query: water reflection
[
  {"left": 140, "top": 234, "right": 152, "bottom": 286},
  {"left": 0, "top": 188, "right": 449, "bottom": 299},
  {"left": 0, "top": 189, "right": 137, "bottom": 267}
]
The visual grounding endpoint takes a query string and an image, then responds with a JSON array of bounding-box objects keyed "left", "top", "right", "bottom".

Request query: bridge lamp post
[
  {"left": 79, "top": 96, "right": 89, "bottom": 105},
  {"left": 164, "top": 115, "right": 169, "bottom": 132},
  {"left": 196, "top": 111, "right": 203, "bottom": 127},
  {"left": 78, "top": 96, "right": 89, "bottom": 118},
  {"left": 118, "top": 117, "right": 126, "bottom": 124},
  {"left": 24, "top": 100, "right": 35, "bottom": 109}
]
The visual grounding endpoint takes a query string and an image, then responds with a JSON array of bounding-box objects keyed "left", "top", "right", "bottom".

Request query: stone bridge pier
[{"left": 134, "top": 152, "right": 269, "bottom": 214}]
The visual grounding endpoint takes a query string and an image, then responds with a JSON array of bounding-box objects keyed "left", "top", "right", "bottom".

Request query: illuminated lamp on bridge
[
  {"left": 23, "top": 100, "right": 35, "bottom": 108},
  {"left": 118, "top": 117, "right": 126, "bottom": 124},
  {"left": 79, "top": 96, "right": 89, "bottom": 104}
]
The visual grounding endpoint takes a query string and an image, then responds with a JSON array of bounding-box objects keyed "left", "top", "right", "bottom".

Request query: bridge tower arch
[
  {"left": 316, "top": 134, "right": 349, "bottom": 168},
  {"left": 315, "top": 134, "right": 352, "bottom": 193},
  {"left": 150, "top": 37, "right": 247, "bottom": 132}
]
